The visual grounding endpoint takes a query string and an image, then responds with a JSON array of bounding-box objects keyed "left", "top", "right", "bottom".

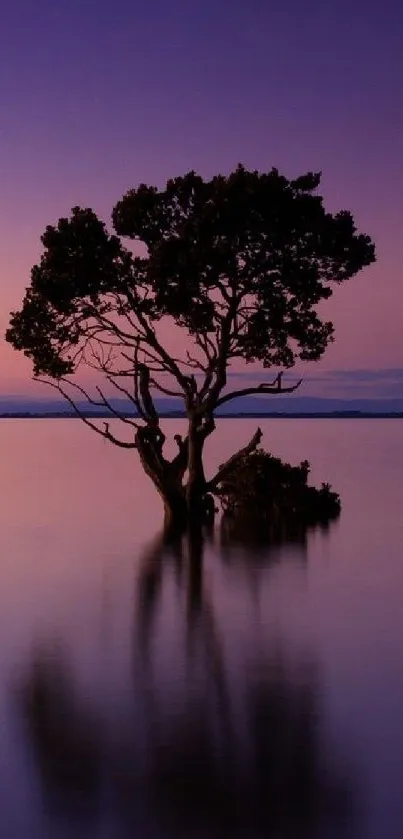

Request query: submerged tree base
[{"left": 215, "top": 448, "right": 341, "bottom": 544}]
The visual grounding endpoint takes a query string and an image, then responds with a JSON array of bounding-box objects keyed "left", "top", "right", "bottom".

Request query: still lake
[{"left": 0, "top": 418, "right": 403, "bottom": 838}]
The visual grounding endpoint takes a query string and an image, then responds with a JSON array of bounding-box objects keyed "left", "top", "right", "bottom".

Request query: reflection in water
[
  {"left": 17, "top": 650, "right": 102, "bottom": 822},
  {"left": 220, "top": 510, "right": 339, "bottom": 565},
  {"left": 17, "top": 525, "right": 354, "bottom": 838}
]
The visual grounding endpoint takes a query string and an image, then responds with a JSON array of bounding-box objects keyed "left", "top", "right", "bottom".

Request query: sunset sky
[{"left": 0, "top": 0, "right": 402, "bottom": 399}]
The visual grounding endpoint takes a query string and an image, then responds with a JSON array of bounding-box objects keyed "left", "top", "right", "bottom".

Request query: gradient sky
[{"left": 0, "top": 0, "right": 402, "bottom": 397}]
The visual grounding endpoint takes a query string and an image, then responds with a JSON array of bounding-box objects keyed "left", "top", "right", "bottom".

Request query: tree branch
[
  {"left": 207, "top": 427, "right": 263, "bottom": 492},
  {"left": 104, "top": 371, "right": 145, "bottom": 422},
  {"left": 95, "top": 385, "right": 139, "bottom": 427},
  {"left": 198, "top": 413, "right": 216, "bottom": 441},
  {"left": 171, "top": 434, "right": 189, "bottom": 480},
  {"left": 201, "top": 297, "right": 239, "bottom": 412},
  {"left": 138, "top": 363, "right": 159, "bottom": 426},
  {"left": 36, "top": 378, "right": 138, "bottom": 448},
  {"left": 125, "top": 288, "right": 190, "bottom": 390},
  {"left": 215, "top": 375, "right": 303, "bottom": 410},
  {"left": 149, "top": 376, "right": 183, "bottom": 399}
]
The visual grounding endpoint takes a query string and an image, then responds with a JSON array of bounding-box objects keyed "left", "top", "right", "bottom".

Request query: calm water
[{"left": 0, "top": 419, "right": 403, "bottom": 838}]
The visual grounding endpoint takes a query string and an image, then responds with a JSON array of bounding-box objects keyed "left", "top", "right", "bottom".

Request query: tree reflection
[
  {"left": 219, "top": 507, "right": 338, "bottom": 564},
  {"left": 17, "top": 523, "right": 354, "bottom": 838},
  {"left": 16, "top": 649, "right": 101, "bottom": 822}
]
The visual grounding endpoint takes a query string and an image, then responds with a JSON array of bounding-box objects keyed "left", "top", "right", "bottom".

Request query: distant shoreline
[{"left": 0, "top": 412, "right": 402, "bottom": 420}]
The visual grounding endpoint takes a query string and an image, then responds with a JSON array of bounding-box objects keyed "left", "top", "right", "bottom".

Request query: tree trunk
[
  {"left": 161, "top": 486, "right": 189, "bottom": 538},
  {"left": 186, "top": 419, "right": 207, "bottom": 525},
  {"left": 135, "top": 421, "right": 214, "bottom": 537},
  {"left": 135, "top": 427, "right": 184, "bottom": 536}
]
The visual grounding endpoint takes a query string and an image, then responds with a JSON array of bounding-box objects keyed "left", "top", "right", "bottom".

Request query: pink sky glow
[{"left": 0, "top": 1, "right": 401, "bottom": 400}]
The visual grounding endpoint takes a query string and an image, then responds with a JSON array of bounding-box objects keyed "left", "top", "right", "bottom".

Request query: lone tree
[{"left": 6, "top": 167, "right": 375, "bottom": 531}]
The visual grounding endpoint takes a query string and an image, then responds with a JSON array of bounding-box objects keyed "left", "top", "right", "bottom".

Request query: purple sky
[{"left": 0, "top": 0, "right": 402, "bottom": 398}]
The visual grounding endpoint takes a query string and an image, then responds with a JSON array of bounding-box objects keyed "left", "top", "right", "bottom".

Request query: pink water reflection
[{"left": 0, "top": 419, "right": 402, "bottom": 836}]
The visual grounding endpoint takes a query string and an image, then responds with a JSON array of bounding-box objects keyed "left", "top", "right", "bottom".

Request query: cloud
[
  {"left": 225, "top": 367, "right": 403, "bottom": 399},
  {"left": 308, "top": 368, "right": 403, "bottom": 383}
]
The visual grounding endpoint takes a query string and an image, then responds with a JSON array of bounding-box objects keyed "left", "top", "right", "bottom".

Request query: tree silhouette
[{"left": 6, "top": 166, "right": 375, "bottom": 530}]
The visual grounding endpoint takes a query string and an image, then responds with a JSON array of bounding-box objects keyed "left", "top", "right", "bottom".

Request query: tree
[{"left": 6, "top": 166, "right": 375, "bottom": 532}]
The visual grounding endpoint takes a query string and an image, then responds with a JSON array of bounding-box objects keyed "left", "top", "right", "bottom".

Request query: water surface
[{"left": 0, "top": 419, "right": 402, "bottom": 838}]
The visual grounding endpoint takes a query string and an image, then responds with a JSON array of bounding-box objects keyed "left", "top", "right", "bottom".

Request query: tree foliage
[
  {"left": 216, "top": 445, "right": 341, "bottom": 530},
  {"left": 7, "top": 166, "right": 374, "bottom": 385}
]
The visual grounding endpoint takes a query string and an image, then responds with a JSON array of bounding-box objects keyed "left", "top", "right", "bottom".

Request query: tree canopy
[{"left": 6, "top": 165, "right": 375, "bottom": 527}]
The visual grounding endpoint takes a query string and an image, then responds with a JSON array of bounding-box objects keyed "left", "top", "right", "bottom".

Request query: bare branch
[
  {"left": 214, "top": 375, "right": 303, "bottom": 410},
  {"left": 131, "top": 342, "right": 149, "bottom": 423},
  {"left": 82, "top": 308, "right": 140, "bottom": 346},
  {"left": 185, "top": 350, "right": 207, "bottom": 371},
  {"left": 124, "top": 287, "right": 190, "bottom": 389},
  {"left": 132, "top": 343, "right": 170, "bottom": 369},
  {"left": 195, "top": 332, "right": 218, "bottom": 401},
  {"left": 201, "top": 296, "right": 239, "bottom": 411},
  {"left": 105, "top": 374, "right": 140, "bottom": 411},
  {"left": 138, "top": 363, "right": 159, "bottom": 426},
  {"left": 207, "top": 427, "right": 263, "bottom": 492},
  {"left": 149, "top": 376, "right": 184, "bottom": 399},
  {"left": 195, "top": 331, "right": 217, "bottom": 364},
  {"left": 101, "top": 423, "right": 139, "bottom": 449},
  {"left": 36, "top": 378, "right": 138, "bottom": 449},
  {"left": 95, "top": 385, "right": 139, "bottom": 427}
]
